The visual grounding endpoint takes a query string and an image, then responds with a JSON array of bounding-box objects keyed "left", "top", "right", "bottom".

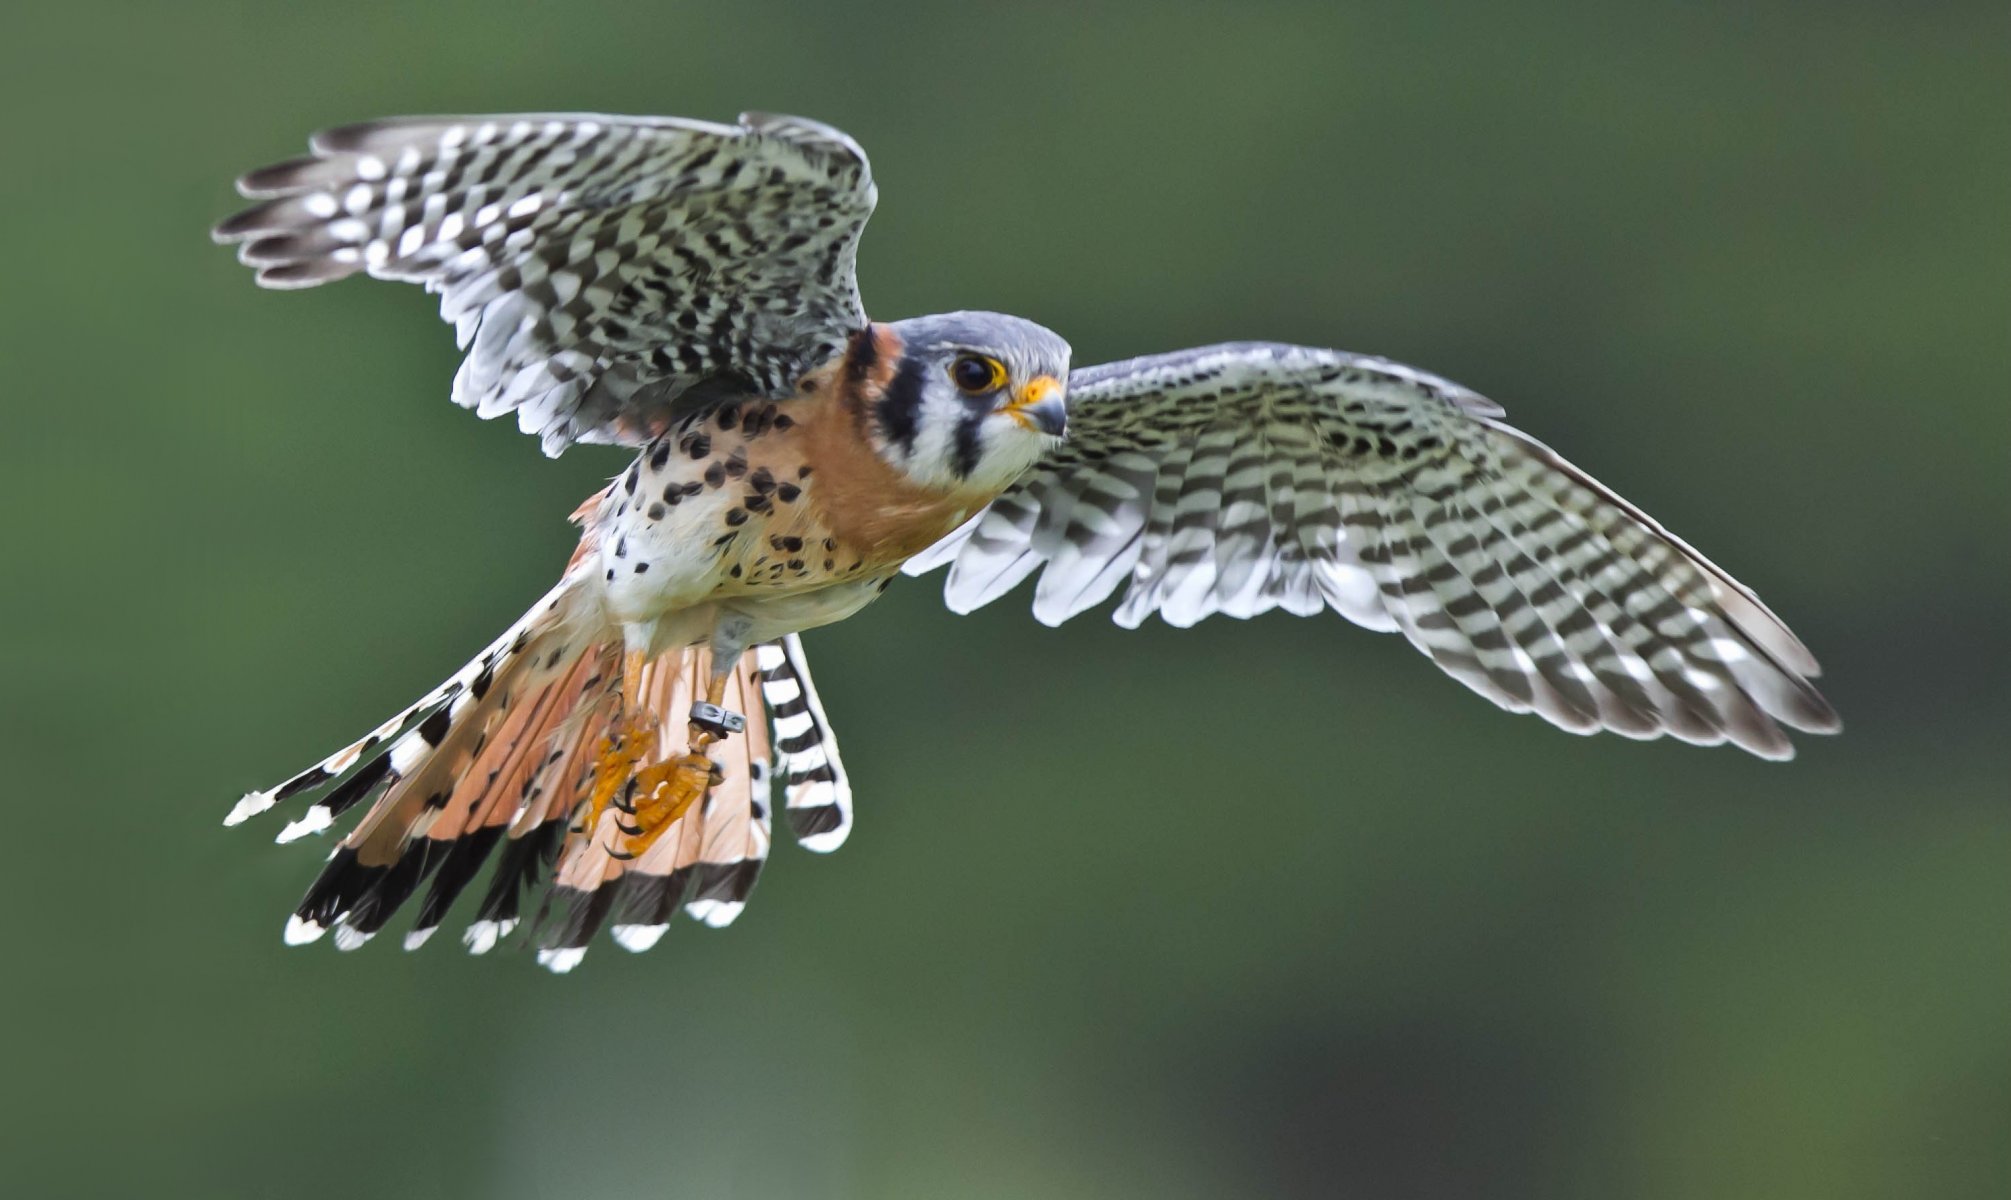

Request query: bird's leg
[
  {"left": 612, "top": 617, "right": 754, "bottom": 859},
  {"left": 580, "top": 650, "right": 660, "bottom": 840}
]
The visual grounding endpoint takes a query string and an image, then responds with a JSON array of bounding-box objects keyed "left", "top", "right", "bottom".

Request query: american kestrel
[{"left": 214, "top": 112, "right": 1839, "bottom": 971}]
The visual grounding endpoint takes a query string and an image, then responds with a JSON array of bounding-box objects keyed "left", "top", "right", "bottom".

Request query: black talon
[{"left": 611, "top": 779, "right": 639, "bottom": 814}]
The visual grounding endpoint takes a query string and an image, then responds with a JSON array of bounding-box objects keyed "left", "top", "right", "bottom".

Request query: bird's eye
[{"left": 950, "top": 354, "right": 1005, "bottom": 394}]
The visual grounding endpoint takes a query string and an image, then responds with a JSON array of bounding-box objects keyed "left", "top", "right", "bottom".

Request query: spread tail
[{"left": 228, "top": 575, "right": 851, "bottom": 968}]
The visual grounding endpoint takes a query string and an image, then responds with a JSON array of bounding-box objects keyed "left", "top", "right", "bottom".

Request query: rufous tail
[{"left": 227, "top": 578, "right": 851, "bottom": 969}]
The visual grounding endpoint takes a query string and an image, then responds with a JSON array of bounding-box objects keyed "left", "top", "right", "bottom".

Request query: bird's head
[{"left": 851, "top": 311, "right": 1071, "bottom": 495}]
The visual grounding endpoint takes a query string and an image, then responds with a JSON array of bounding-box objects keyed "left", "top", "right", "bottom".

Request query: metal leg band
[{"left": 689, "top": 701, "right": 747, "bottom": 738}]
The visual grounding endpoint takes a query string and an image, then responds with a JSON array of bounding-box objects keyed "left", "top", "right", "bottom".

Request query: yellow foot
[
  {"left": 610, "top": 751, "right": 720, "bottom": 859},
  {"left": 579, "top": 713, "right": 659, "bottom": 841}
]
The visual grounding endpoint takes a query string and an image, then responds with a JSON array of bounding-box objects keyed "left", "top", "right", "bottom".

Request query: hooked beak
[{"left": 1003, "top": 375, "right": 1067, "bottom": 438}]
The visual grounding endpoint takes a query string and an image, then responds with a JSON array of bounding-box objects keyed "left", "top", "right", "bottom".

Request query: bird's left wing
[
  {"left": 214, "top": 112, "right": 876, "bottom": 455},
  {"left": 904, "top": 342, "right": 1839, "bottom": 758}
]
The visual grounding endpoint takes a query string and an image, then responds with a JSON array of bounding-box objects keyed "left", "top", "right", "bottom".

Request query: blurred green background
[{"left": 4, "top": 2, "right": 2007, "bottom": 1197}]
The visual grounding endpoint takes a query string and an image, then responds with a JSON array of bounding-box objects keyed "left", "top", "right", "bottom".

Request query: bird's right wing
[
  {"left": 214, "top": 112, "right": 877, "bottom": 455},
  {"left": 906, "top": 342, "right": 1839, "bottom": 758}
]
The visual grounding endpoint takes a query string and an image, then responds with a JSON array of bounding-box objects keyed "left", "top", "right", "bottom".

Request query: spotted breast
[{"left": 588, "top": 325, "right": 999, "bottom": 654}]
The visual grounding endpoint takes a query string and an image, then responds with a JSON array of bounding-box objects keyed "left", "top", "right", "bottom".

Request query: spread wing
[
  {"left": 905, "top": 342, "right": 1840, "bottom": 758},
  {"left": 213, "top": 112, "right": 877, "bottom": 455}
]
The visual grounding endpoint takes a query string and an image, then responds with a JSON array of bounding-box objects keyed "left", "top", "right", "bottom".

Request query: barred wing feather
[
  {"left": 905, "top": 342, "right": 1839, "bottom": 758},
  {"left": 213, "top": 112, "right": 877, "bottom": 455}
]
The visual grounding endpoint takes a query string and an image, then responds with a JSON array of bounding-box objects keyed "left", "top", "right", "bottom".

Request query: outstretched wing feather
[
  {"left": 905, "top": 342, "right": 1839, "bottom": 757},
  {"left": 214, "top": 112, "right": 877, "bottom": 455}
]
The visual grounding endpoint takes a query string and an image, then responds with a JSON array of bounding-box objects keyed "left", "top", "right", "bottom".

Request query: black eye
[{"left": 950, "top": 355, "right": 1004, "bottom": 394}]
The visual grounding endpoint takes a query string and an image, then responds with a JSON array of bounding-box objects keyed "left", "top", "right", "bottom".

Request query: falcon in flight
[{"left": 214, "top": 112, "right": 1838, "bottom": 971}]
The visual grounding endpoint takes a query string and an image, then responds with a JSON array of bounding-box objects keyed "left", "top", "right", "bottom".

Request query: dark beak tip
[{"left": 1032, "top": 398, "right": 1069, "bottom": 439}]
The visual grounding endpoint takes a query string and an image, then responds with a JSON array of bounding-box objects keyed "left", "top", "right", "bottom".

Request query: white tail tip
[
  {"left": 284, "top": 915, "right": 326, "bottom": 946},
  {"left": 536, "top": 947, "right": 586, "bottom": 974},
  {"left": 225, "top": 790, "right": 276, "bottom": 826},
  {"left": 684, "top": 899, "right": 746, "bottom": 929},
  {"left": 276, "top": 805, "right": 334, "bottom": 844},
  {"left": 796, "top": 824, "right": 850, "bottom": 854},
  {"left": 611, "top": 923, "right": 668, "bottom": 952},
  {"left": 462, "top": 919, "right": 515, "bottom": 955},
  {"left": 332, "top": 925, "right": 375, "bottom": 952}
]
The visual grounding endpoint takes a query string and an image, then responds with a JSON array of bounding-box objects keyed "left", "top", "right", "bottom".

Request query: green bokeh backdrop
[{"left": 4, "top": 3, "right": 2007, "bottom": 1197}]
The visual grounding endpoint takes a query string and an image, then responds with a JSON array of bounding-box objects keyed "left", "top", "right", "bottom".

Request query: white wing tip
[
  {"left": 224, "top": 789, "right": 276, "bottom": 826},
  {"left": 402, "top": 927, "right": 437, "bottom": 951},
  {"left": 1030, "top": 603, "right": 1071, "bottom": 629},
  {"left": 283, "top": 915, "right": 326, "bottom": 946}
]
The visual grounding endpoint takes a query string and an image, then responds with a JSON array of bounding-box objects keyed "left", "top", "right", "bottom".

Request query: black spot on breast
[
  {"left": 725, "top": 508, "right": 748, "bottom": 526},
  {"left": 717, "top": 403, "right": 740, "bottom": 431},
  {"left": 633, "top": 562, "right": 649, "bottom": 574},
  {"left": 749, "top": 467, "right": 775, "bottom": 494},
  {"left": 744, "top": 493, "right": 772, "bottom": 514},
  {"left": 776, "top": 482, "right": 800, "bottom": 503},
  {"left": 704, "top": 464, "right": 726, "bottom": 488},
  {"left": 649, "top": 441, "right": 670, "bottom": 469},
  {"left": 647, "top": 503, "right": 666, "bottom": 520},
  {"left": 798, "top": 465, "right": 814, "bottom": 479},
  {"left": 683, "top": 432, "right": 712, "bottom": 459},
  {"left": 729, "top": 564, "right": 742, "bottom": 578}
]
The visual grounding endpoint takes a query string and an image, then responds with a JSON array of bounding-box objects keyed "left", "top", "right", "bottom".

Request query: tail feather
[
  {"left": 402, "top": 647, "right": 616, "bottom": 950},
  {"left": 274, "top": 583, "right": 596, "bottom": 946},
  {"left": 233, "top": 578, "right": 577, "bottom": 840},
  {"left": 675, "top": 658, "right": 774, "bottom": 931},
  {"left": 462, "top": 684, "right": 612, "bottom": 954},
  {"left": 756, "top": 634, "right": 853, "bottom": 852},
  {"left": 535, "top": 644, "right": 778, "bottom": 972},
  {"left": 230, "top": 586, "right": 852, "bottom": 970}
]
